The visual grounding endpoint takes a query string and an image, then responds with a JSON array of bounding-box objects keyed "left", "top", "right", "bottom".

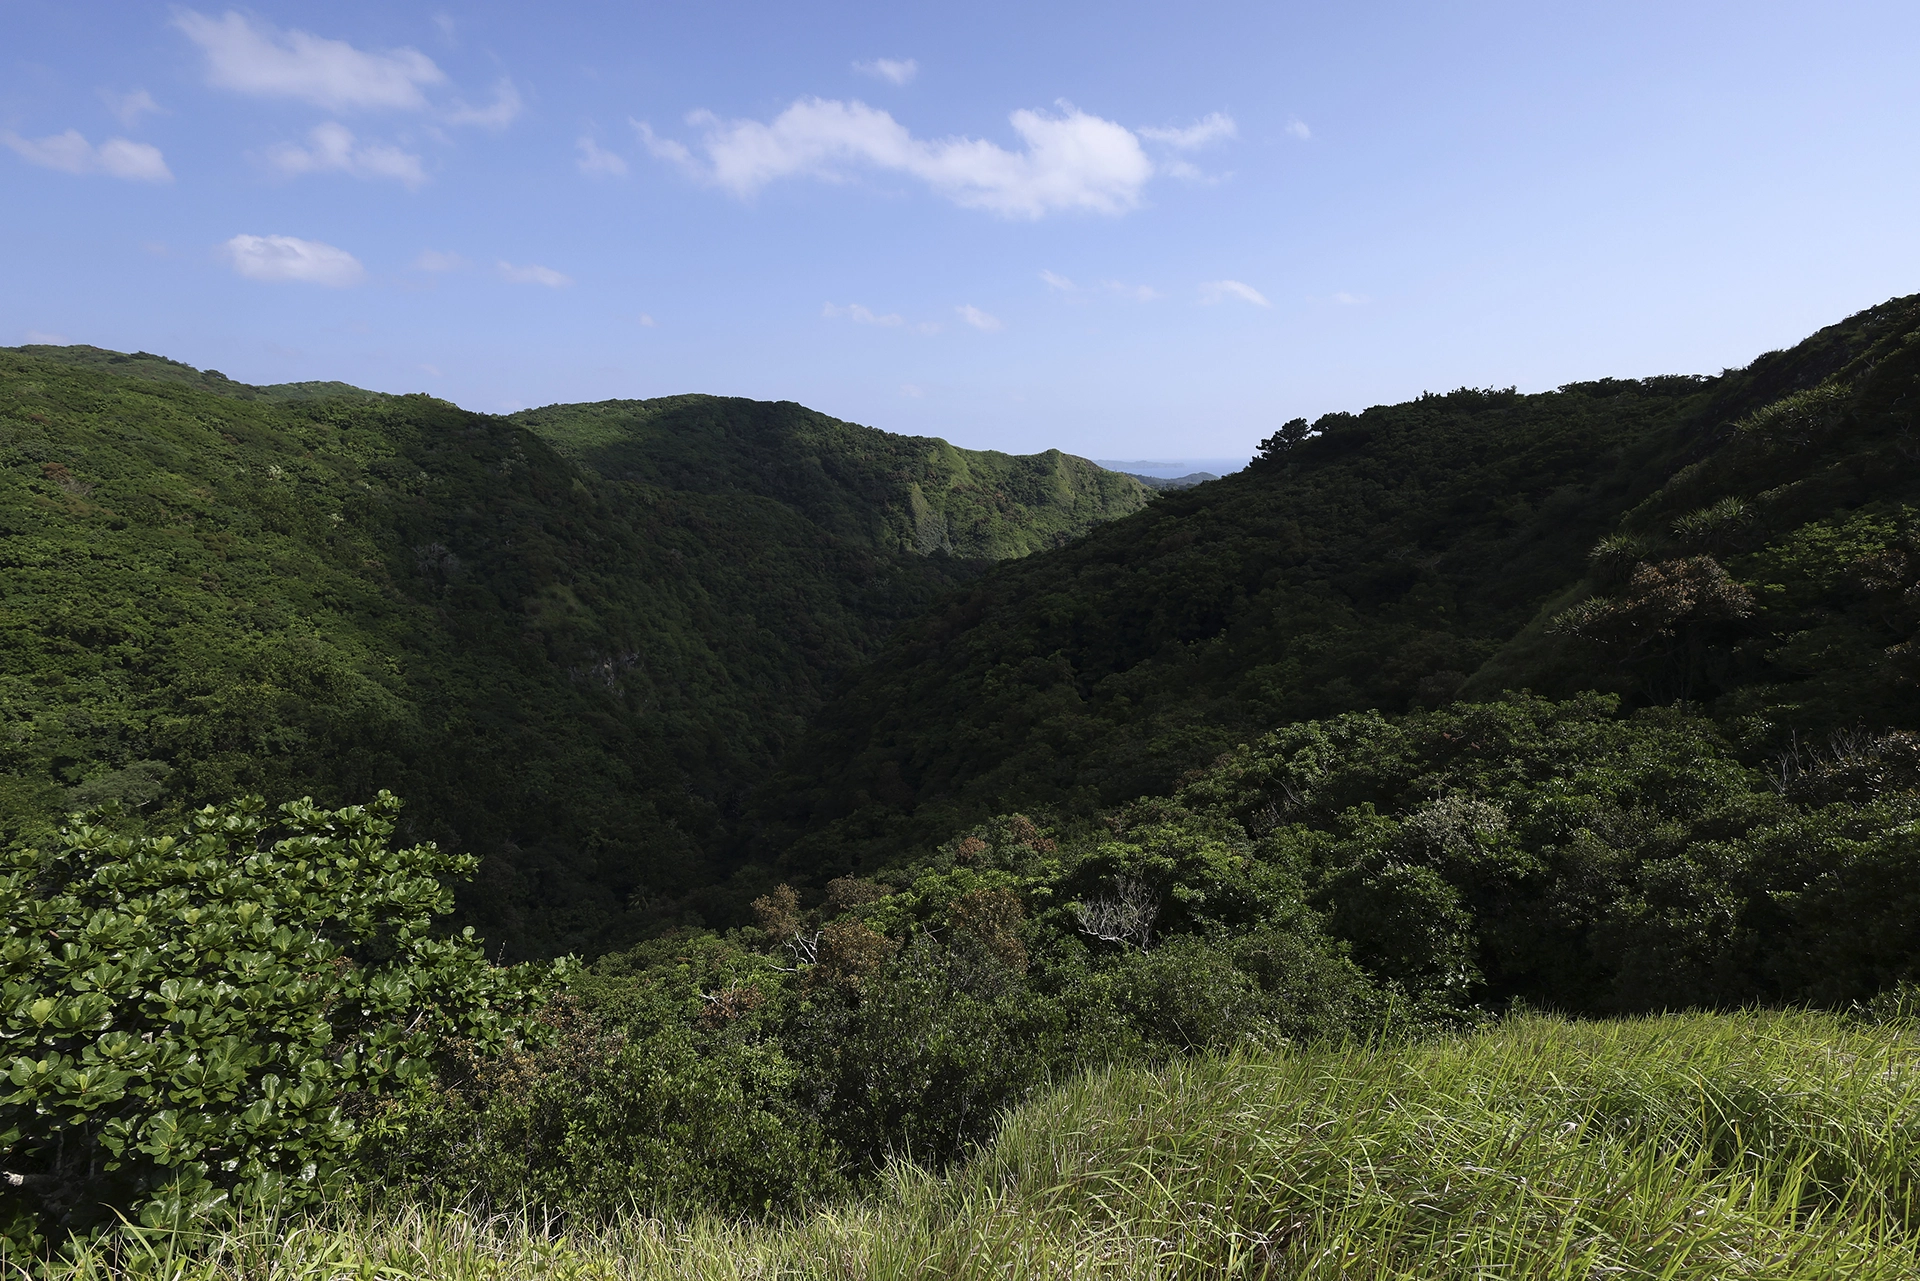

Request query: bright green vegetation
[
  {"left": 513, "top": 395, "right": 1146, "bottom": 561},
  {"left": 10, "top": 297, "right": 1920, "bottom": 1271},
  {"left": 26, "top": 1012, "right": 1920, "bottom": 1279},
  {"left": 0, "top": 347, "right": 1144, "bottom": 954},
  {"left": 322, "top": 691, "right": 1920, "bottom": 1225},
  {"left": 0, "top": 793, "right": 552, "bottom": 1251},
  {"left": 763, "top": 295, "right": 1920, "bottom": 875}
]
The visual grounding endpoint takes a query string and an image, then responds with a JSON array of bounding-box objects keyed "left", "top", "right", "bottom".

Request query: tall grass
[{"left": 20, "top": 1011, "right": 1920, "bottom": 1279}]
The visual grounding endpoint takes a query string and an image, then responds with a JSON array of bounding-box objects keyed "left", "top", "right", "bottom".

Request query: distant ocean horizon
[{"left": 1092, "top": 458, "right": 1251, "bottom": 480}]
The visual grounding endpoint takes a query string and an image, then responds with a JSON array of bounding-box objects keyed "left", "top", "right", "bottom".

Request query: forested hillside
[
  {"left": 515, "top": 396, "right": 1144, "bottom": 561},
  {"left": 760, "top": 294, "right": 1920, "bottom": 877},
  {"left": 0, "top": 347, "right": 1145, "bottom": 954},
  {"left": 13, "top": 302, "right": 1920, "bottom": 1263}
]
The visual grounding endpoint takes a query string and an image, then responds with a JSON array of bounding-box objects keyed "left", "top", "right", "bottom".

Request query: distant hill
[
  {"left": 1120, "top": 470, "right": 1219, "bottom": 491},
  {"left": 756, "top": 294, "right": 1920, "bottom": 878},
  {"left": 514, "top": 396, "right": 1144, "bottom": 561},
  {"left": 14, "top": 344, "right": 393, "bottom": 403},
  {"left": 1093, "top": 457, "right": 1248, "bottom": 478},
  {"left": 0, "top": 347, "right": 1146, "bottom": 954}
]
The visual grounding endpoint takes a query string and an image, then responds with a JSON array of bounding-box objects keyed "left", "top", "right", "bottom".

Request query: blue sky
[{"left": 5, "top": 2, "right": 1918, "bottom": 460}]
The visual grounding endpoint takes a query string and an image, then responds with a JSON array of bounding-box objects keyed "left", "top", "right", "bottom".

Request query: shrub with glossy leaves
[{"left": 0, "top": 792, "right": 554, "bottom": 1251}]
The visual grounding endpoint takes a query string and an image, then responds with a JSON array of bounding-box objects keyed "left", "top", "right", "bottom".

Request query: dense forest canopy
[
  {"left": 0, "top": 347, "right": 1145, "bottom": 955},
  {"left": 10, "top": 297, "right": 1920, "bottom": 1261},
  {"left": 757, "top": 294, "right": 1920, "bottom": 880}
]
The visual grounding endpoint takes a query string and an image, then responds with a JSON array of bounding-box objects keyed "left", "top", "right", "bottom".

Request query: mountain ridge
[
  {"left": 0, "top": 345, "right": 1146, "bottom": 954},
  {"left": 752, "top": 293, "right": 1920, "bottom": 881}
]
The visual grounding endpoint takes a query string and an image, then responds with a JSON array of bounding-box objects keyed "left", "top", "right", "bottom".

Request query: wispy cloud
[
  {"left": 1040, "top": 270, "right": 1157, "bottom": 302},
  {"left": 1138, "top": 112, "right": 1236, "bottom": 149},
  {"left": 498, "top": 261, "right": 572, "bottom": 287},
  {"left": 901, "top": 383, "right": 924, "bottom": 398},
  {"left": 3, "top": 129, "right": 171, "bottom": 181},
  {"left": 224, "top": 234, "right": 364, "bottom": 286},
  {"left": 1332, "top": 291, "right": 1369, "bottom": 305},
  {"left": 175, "top": 10, "right": 445, "bottom": 111},
  {"left": 956, "top": 304, "right": 1002, "bottom": 331},
  {"left": 633, "top": 120, "right": 692, "bottom": 165},
  {"left": 638, "top": 314, "right": 657, "bottom": 327},
  {"left": 1286, "top": 117, "right": 1311, "bottom": 141},
  {"left": 100, "top": 88, "right": 162, "bottom": 127},
  {"left": 854, "top": 58, "right": 918, "bottom": 86},
  {"left": 24, "top": 330, "right": 71, "bottom": 345},
  {"left": 1200, "top": 279, "right": 1270, "bottom": 307},
  {"left": 443, "top": 79, "right": 522, "bottom": 128},
  {"left": 173, "top": 9, "right": 516, "bottom": 128},
  {"left": 640, "top": 98, "right": 1154, "bottom": 219},
  {"left": 413, "top": 249, "right": 468, "bottom": 271},
  {"left": 267, "top": 122, "right": 426, "bottom": 187},
  {"left": 823, "top": 302, "right": 905, "bottom": 327},
  {"left": 576, "top": 137, "right": 628, "bottom": 176}
]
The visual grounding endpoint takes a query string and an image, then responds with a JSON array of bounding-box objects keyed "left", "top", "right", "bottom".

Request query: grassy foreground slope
[
  {"left": 41, "top": 1012, "right": 1920, "bottom": 1280},
  {"left": 758, "top": 293, "right": 1920, "bottom": 870},
  {"left": 0, "top": 348, "right": 1144, "bottom": 953}
]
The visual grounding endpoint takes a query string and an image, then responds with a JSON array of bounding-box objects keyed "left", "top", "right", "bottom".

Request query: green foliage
[
  {"left": 513, "top": 395, "right": 1147, "bottom": 561},
  {"left": 362, "top": 995, "right": 841, "bottom": 1218},
  {"left": 760, "top": 295, "right": 1920, "bottom": 878},
  {"left": 0, "top": 348, "right": 1143, "bottom": 956},
  {"left": 761, "top": 372, "right": 1723, "bottom": 869},
  {"left": 27, "top": 1012, "right": 1920, "bottom": 1280},
  {"left": 0, "top": 793, "right": 551, "bottom": 1250}
]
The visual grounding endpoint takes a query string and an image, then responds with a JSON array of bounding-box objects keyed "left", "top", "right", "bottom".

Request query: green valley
[
  {"left": 11, "top": 295, "right": 1920, "bottom": 1269},
  {"left": 0, "top": 346, "right": 1145, "bottom": 955}
]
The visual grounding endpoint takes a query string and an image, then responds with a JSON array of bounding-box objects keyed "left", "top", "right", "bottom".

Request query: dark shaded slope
[
  {"left": 1467, "top": 292, "right": 1920, "bottom": 737},
  {"left": 0, "top": 351, "right": 1145, "bottom": 954},
  {"left": 759, "top": 294, "right": 1920, "bottom": 879}
]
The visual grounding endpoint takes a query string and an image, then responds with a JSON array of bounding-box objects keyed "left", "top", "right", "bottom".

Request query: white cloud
[
  {"left": 638, "top": 314, "right": 657, "bottom": 327},
  {"left": 1200, "top": 279, "right": 1270, "bottom": 307},
  {"left": 576, "top": 137, "right": 628, "bottom": 176},
  {"left": 956, "top": 304, "right": 1002, "bottom": 331},
  {"left": 823, "top": 302, "right": 904, "bottom": 327},
  {"left": 175, "top": 10, "right": 446, "bottom": 111},
  {"left": 414, "top": 249, "right": 468, "bottom": 271},
  {"left": 901, "top": 383, "right": 924, "bottom": 398},
  {"left": 1332, "top": 291, "right": 1370, "bottom": 305},
  {"left": 432, "top": 14, "right": 457, "bottom": 42},
  {"left": 267, "top": 122, "right": 426, "bottom": 187},
  {"left": 224, "top": 234, "right": 364, "bottom": 286},
  {"left": 421, "top": 363, "right": 442, "bottom": 377},
  {"left": 1138, "top": 112, "right": 1236, "bottom": 149},
  {"left": 498, "top": 261, "right": 572, "bottom": 287},
  {"left": 24, "top": 330, "right": 71, "bottom": 345},
  {"left": 100, "top": 88, "right": 162, "bottom": 127},
  {"left": 633, "top": 119, "right": 693, "bottom": 166},
  {"left": 2, "top": 129, "right": 171, "bottom": 181},
  {"left": 443, "top": 79, "right": 523, "bottom": 128},
  {"left": 1040, "top": 271, "right": 1156, "bottom": 301},
  {"left": 1286, "top": 117, "right": 1311, "bottom": 141},
  {"left": 644, "top": 98, "right": 1153, "bottom": 219},
  {"left": 854, "top": 58, "right": 918, "bottom": 86}
]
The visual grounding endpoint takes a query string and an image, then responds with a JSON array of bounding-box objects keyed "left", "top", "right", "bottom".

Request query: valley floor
[{"left": 35, "top": 1010, "right": 1920, "bottom": 1280}]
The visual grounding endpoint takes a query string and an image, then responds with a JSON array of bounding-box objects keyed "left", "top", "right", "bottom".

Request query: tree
[
  {"left": 0, "top": 793, "right": 555, "bottom": 1251},
  {"left": 1257, "top": 417, "right": 1312, "bottom": 459}
]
